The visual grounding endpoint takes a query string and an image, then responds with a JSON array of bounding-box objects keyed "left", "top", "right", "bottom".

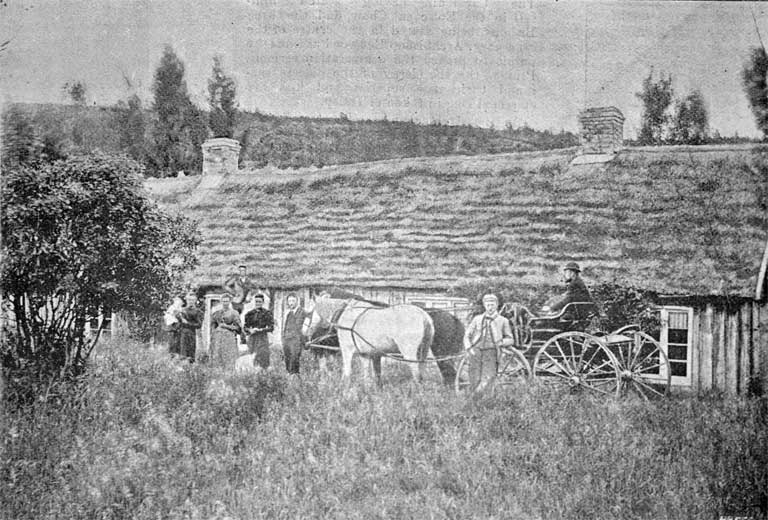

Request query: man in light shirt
[{"left": 463, "top": 293, "right": 515, "bottom": 393}]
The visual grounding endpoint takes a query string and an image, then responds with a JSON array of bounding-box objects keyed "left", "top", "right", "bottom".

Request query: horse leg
[
  {"left": 436, "top": 359, "right": 456, "bottom": 386},
  {"left": 371, "top": 355, "right": 383, "bottom": 387},
  {"left": 406, "top": 355, "right": 423, "bottom": 383},
  {"left": 341, "top": 349, "right": 354, "bottom": 385},
  {"left": 318, "top": 353, "right": 329, "bottom": 374}
]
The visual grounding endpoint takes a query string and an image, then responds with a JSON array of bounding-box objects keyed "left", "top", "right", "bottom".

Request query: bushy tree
[
  {"left": 62, "top": 80, "right": 87, "bottom": 106},
  {"left": 671, "top": 90, "right": 709, "bottom": 144},
  {"left": 207, "top": 55, "right": 238, "bottom": 138},
  {"left": 1, "top": 154, "right": 198, "bottom": 399},
  {"left": 1, "top": 105, "right": 37, "bottom": 166},
  {"left": 115, "top": 93, "right": 147, "bottom": 163},
  {"left": 742, "top": 46, "right": 768, "bottom": 140},
  {"left": 636, "top": 71, "right": 674, "bottom": 145},
  {"left": 149, "top": 45, "right": 207, "bottom": 176},
  {"left": 1, "top": 106, "right": 67, "bottom": 167},
  {"left": 590, "top": 282, "right": 660, "bottom": 336}
]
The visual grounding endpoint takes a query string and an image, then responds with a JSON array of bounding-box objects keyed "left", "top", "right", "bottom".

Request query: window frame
[
  {"left": 658, "top": 305, "right": 694, "bottom": 386},
  {"left": 84, "top": 309, "right": 115, "bottom": 340}
]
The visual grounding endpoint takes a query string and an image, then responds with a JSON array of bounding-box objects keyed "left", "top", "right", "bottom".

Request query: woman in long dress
[{"left": 210, "top": 293, "right": 243, "bottom": 369}]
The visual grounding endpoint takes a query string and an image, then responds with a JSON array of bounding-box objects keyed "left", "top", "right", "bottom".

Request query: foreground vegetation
[{"left": 2, "top": 340, "right": 767, "bottom": 519}]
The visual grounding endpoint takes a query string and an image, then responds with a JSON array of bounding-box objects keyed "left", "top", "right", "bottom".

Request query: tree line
[
  {"left": 2, "top": 45, "right": 580, "bottom": 177},
  {"left": 2, "top": 46, "right": 238, "bottom": 177},
  {"left": 634, "top": 47, "right": 768, "bottom": 145}
]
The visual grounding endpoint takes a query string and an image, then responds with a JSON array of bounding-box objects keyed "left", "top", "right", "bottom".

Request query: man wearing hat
[
  {"left": 463, "top": 293, "right": 515, "bottom": 392},
  {"left": 243, "top": 293, "right": 274, "bottom": 370},
  {"left": 542, "top": 262, "right": 592, "bottom": 315}
]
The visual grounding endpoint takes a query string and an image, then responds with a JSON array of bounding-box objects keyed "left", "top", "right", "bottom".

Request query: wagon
[{"left": 454, "top": 302, "right": 672, "bottom": 399}]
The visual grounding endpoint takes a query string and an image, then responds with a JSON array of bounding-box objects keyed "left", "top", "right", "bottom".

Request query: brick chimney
[
  {"left": 202, "top": 138, "right": 241, "bottom": 176},
  {"left": 578, "top": 107, "right": 625, "bottom": 155}
]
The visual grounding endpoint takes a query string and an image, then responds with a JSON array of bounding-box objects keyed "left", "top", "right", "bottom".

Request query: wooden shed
[{"left": 147, "top": 145, "right": 768, "bottom": 395}]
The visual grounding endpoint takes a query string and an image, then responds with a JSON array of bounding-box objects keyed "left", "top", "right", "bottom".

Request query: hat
[
  {"left": 564, "top": 262, "right": 581, "bottom": 272},
  {"left": 482, "top": 294, "right": 499, "bottom": 303}
]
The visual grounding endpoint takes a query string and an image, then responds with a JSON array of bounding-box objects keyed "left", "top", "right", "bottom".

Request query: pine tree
[
  {"left": 742, "top": 46, "right": 768, "bottom": 139},
  {"left": 207, "top": 56, "right": 238, "bottom": 138},
  {"left": 671, "top": 90, "right": 709, "bottom": 144},
  {"left": 636, "top": 71, "right": 674, "bottom": 145},
  {"left": 149, "top": 45, "right": 207, "bottom": 176}
]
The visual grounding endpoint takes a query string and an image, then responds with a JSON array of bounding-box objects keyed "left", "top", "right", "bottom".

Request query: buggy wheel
[
  {"left": 454, "top": 348, "right": 504, "bottom": 395},
  {"left": 532, "top": 332, "right": 620, "bottom": 397},
  {"left": 496, "top": 347, "right": 531, "bottom": 388},
  {"left": 454, "top": 354, "right": 472, "bottom": 394},
  {"left": 611, "top": 331, "right": 671, "bottom": 400}
]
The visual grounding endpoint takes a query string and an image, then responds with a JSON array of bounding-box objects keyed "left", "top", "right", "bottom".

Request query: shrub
[{"left": 1, "top": 154, "right": 198, "bottom": 403}]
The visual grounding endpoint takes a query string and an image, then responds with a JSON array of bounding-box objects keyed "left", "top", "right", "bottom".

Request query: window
[
  {"left": 405, "top": 296, "right": 469, "bottom": 310},
  {"left": 658, "top": 306, "right": 693, "bottom": 385},
  {"left": 85, "top": 308, "right": 113, "bottom": 340}
]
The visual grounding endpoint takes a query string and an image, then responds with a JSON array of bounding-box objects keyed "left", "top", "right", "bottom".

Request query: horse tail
[{"left": 417, "top": 307, "right": 435, "bottom": 362}]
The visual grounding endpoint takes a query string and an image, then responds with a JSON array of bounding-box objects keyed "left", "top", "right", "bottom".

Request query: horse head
[
  {"left": 305, "top": 294, "right": 347, "bottom": 339},
  {"left": 501, "top": 302, "right": 534, "bottom": 351}
]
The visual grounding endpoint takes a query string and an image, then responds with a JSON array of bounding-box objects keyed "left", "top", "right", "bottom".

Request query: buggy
[{"left": 454, "top": 302, "right": 671, "bottom": 399}]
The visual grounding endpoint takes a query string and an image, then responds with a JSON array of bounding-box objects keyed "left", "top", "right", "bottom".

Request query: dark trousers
[
  {"left": 283, "top": 338, "right": 302, "bottom": 374},
  {"left": 248, "top": 333, "right": 271, "bottom": 369},
  {"left": 179, "top": 331, "right": 196, "bottom": 362},
  {"left": 168, "top": 331, "right": 180, "bottom": 356}
]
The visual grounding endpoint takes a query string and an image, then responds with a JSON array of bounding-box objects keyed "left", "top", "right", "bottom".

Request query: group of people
[
  {"left": 164, "top": 291, "right": 204, "bottom": 362},
  {"left": 164, "top": 261, "right": 592, "bottom": 384},
  {"left": 164, "top": 265, "right": 313, "bottom": 375}
]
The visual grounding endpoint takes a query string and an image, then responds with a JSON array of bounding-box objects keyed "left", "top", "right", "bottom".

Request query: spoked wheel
[
  {"left": 454, "top": 352, "right": 474, "bottom": 394},
  {"left": 609, "top": 331, "right": 671, "bottom": 400},
  {"left": 496, "top": 347, "right": 531, "bottom": 389},
  {"left": 532, "top": 332, "right": 620, "bottom": 397},
  {"left": 454, "top": 347, "right": 527, "bottom": 395}
]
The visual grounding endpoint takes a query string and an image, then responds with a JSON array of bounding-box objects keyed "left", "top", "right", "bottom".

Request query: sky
[{"left": 2, "top": 0, "right": 767, "bottom": 138}]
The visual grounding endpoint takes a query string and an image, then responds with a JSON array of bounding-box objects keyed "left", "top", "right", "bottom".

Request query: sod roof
[{"left": 146, "top": 146, "right": 768, "bottom": 298}]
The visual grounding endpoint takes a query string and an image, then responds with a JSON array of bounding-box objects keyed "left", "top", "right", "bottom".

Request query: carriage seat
[{"left": 530, "top": 302, "right": 599, "bottom": 339}]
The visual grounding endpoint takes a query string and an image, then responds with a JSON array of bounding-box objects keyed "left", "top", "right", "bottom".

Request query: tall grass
[{"left": 2, "top": 340, "right": 766, "bottom": 519}]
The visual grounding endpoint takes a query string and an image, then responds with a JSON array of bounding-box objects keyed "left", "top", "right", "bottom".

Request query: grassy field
[{"left": 2, "top": 339, "right": 767, "bottom": 520}]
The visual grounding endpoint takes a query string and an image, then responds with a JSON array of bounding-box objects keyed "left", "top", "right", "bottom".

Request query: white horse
[{"left": 306, "top": 294, "right": 434, "bottom": 385}]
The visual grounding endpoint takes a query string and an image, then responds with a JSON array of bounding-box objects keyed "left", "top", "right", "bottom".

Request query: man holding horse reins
[
  {"left": 463, "top": 294, "right": 515, "bottom": 392},
  {"left": 282, "top": 293, "right": 310, "bottom": 375}
]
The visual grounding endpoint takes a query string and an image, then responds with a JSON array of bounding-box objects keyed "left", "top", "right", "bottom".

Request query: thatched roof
[{"left": 146, "top": 146, "right": 768, "bottom": 298}]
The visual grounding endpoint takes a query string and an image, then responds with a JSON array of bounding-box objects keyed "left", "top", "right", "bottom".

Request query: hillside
[
  {"left": 146, "top": 146, "right": 768, "bottom": 298},
  {"left": 237, "top": 112, "right": 577, "bottom": 169},
  {"left": 2, "top": 103, "right": 577, "bottom": 171}
]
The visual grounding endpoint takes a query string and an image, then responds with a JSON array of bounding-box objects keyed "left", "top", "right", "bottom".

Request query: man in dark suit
[
  {"left": 178, "top": 291, "right": 204, "bottom": 362},
  {"left": 282, "top": 293, "right": 308, "bottom": 375},
  {"left": 542, "top": 262, "right": 592, "bottom": 314}
]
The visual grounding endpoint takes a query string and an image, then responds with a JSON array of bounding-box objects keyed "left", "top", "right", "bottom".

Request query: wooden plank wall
[{"left": 694, "top": 301, "right": 765, "bottom": 396}]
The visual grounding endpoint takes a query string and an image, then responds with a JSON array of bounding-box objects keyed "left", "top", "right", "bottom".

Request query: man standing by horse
[
  {"left": 223, "top": 265, "right": 253, "bottom": 314},
  {"left": 463, "top": 293, "right": 515, "bottom": 393},
  {"left": 244, "top": 293, "right": 274, "bottom": 371},
  {"left": 282, "top": 293, "right": 309, "bottom": 376}
]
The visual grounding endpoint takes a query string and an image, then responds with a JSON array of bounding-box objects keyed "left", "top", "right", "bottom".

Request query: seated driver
[{"left": 541, "top": 262, "right": 592, "bottom": 315}]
